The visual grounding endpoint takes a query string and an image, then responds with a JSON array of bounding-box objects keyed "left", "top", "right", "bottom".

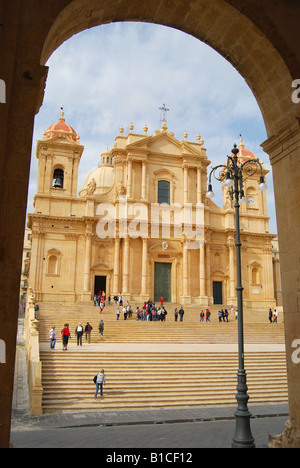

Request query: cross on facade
[{"left": 159, "top": 103, "right": 170, "bottom": 126}]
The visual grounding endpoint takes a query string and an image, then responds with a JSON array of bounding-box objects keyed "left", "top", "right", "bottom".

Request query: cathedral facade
[{"left": 28, "top": 112, "right": 276, "bottom": 308}]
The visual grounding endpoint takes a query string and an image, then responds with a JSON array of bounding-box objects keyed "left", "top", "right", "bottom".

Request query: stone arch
[
  {"left": 2, "top": 0, "right": 300, "bottom": 449},
  {"left": 40, "top": 0, "right": 298, "bottom": 137}
]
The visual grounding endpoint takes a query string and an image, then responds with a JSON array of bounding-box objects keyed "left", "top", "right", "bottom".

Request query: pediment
[
  {"left": 47, "top": 248, "right": 62, "bottom": 256},
  {"left": 126, "top": 131, "right": 203, "bottom": 158},
  {"left": 91, "top": 261, "right": 112, "bottom": 271},
  {"left": 149, "top": 133, "right": 183, "bottom": 156}
]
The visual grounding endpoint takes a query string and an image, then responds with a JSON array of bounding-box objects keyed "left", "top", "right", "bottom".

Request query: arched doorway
[{"left": 1, "top": 0, "right": 300, "bottom": 448}]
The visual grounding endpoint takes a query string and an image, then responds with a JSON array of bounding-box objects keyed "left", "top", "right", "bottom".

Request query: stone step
[
  {"left": 42, "top": 394, "right": 288, "bottom": 413},
  {"left": 39, "top": 351, "right": 288, "bottom": 413},
  {"left": 35, "top": 302, "right": 286, "bottom": 414}
]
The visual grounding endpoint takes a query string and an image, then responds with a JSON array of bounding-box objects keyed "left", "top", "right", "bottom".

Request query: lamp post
[{"left": 206, "top": 144, "right": 267, "bottom": 449}]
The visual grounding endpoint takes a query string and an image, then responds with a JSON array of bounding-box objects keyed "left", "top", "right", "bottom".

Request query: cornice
[
  {"left": 28, "top": 213, "right": 92, "bottom": 223},
  {"left": 261, "top": 118, "right": 300, "bottom": 165}
]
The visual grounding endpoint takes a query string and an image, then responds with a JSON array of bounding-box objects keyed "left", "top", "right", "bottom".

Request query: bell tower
[
  {"left": 34, "top": 110, "right": 84, "bottom": 215},
  {"left": 237, "top": 138, "right": 269, "bottom": 223}
]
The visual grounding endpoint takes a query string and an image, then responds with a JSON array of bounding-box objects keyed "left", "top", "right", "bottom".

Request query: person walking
[
  {"left": 75, "top": 323, "right": 84, "bottom": 346},
  {"left": 205, "top": 309, "right": 211, "bottom": 322},
  {"left": 174, "top": 308, "right": 179, "bottom": 322},
  {"left": 115, "top": 307, "right": 120, "bottom": 320},
  {"left": 200, "top": 310, "right": 204, "bottom": 322},
  {"left": 98, "top": 319, "right": 104, "bottom": 338},
  {"left": 61, "top": 324, "right": 71, "bottom": 351},
  {"left": 179, "top": 306, "right": 184, "bottom": 322},
  {"left": 85, "top": 322, "right": 93, "bottom": 343},
  {"left": 49, "top": 326, "right": 57, "bottom": 350},
  {"left": 218, "top": 310, "right": 223, "bottom": 322},
  {"left": 94, "top": 369, "right": 106, "bottom": 399},
  {"left": 273, "top": 309, "right": 278, "bottom": 323},
  {"left": 34, "top": 302, "right": 39, "bottom": 319},
  {"left": 268, "top": 308, "right": 273, "bottom": 323}
]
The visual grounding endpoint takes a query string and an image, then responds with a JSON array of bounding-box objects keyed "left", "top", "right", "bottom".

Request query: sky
[{"left": 29, "top": 21, "right": 277, "bottom": 234}]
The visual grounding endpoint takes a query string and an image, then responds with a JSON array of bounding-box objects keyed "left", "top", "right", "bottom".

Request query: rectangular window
[{"left": 158, "top": 180, "right": 170, "bottom": 204}]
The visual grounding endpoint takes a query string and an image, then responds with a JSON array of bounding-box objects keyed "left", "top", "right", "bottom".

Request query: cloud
[{"left": 28, "top": 21, "right": 276, "bottom": 233}]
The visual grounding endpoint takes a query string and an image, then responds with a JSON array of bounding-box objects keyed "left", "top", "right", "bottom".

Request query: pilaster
[{"left": 262, "top": 119, "right": 300, "bottom": 447}]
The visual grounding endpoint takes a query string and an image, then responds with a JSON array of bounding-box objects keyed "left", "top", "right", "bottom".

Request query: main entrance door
[
  {"left": 213, "top": 281, "right": 223, "bottom": 304},
  {"left": 154, "top": 263, "right": 171, "bottom": 302},
  {"left": 94, "top": 276, "right": 106, "bottom": 296}
]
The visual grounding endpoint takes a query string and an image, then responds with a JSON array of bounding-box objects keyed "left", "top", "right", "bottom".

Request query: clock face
[{"left": 248, "top": 197, "right": 255, "bottom": 204}]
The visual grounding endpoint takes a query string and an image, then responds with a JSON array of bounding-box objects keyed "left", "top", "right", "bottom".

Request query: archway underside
[{"left": 40, "top": 0, "right": 298, "bottom": 138}]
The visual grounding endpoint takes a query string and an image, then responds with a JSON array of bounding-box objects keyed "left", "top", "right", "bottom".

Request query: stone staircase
[
  {"left": 40, "top": 351, "right": 288, "bottom": 413},
  {"left": 36, "top": 302, "right": 285, "bottom": 345},
  {"left": 35, "top": 302, "right": 287, "bottom": 413}
]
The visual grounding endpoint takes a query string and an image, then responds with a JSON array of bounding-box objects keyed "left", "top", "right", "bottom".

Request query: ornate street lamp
[{"left": 206, "top": 143, "right": 267, "bottom": 449}]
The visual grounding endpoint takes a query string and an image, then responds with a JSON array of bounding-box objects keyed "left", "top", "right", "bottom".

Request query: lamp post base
[{"left": 232, "top": 369, "right": 255, "bottom": 448}]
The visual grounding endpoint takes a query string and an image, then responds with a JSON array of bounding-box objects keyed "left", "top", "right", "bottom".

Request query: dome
[
  {"left": 236, "top": 138, "right": 258, "bottom": 163},
  {"left": 79, "top": 150, "right": 114, "bottom": 197},
  {"left": 43, "top": 110, "right": 80, "bottom": 143}
]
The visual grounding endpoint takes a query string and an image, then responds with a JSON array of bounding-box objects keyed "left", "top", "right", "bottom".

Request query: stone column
[
  {"left": 183, "top": 165, "right": 188, "bottom": 204},
  {"left": 127, "top": 159, "right": 132, "bottom": 199},
  {"left": 0, "top": 36, "right": 48, "bottom": 446},
  {"left": 122, "top": 237, "right": 130, "bottom": 294},
  {"left": 181, "top": 238, "right": 191, "bottom": 303},
  {"left": 141, "top": 161, "right": 147, "bottom": 200},
  {"left": 113, "top": 238, "right": 120, "bottom": 294},
  {"left": 183, "top": 241, "right": 188, "bottom": 296},
  {"left": 262, "top": 246, "right": 276, "bottom": 307},
  {"left": 199, "top": 241, "right": 206, "bottom": 299},
  {"left": 83, "top": 230, "right": 92, "bottom": 298},
  {"left": 141, "top": 238, "right": 148, "bottom": 297},
  {"left": 262, "top": 121, "right": 300, "bottom": 448},
  {"left": 205, "top": 238, "right": 212, "bottom": 302},
  {"left": 197, "top": 166, "right": 202, "bottom": 204}
]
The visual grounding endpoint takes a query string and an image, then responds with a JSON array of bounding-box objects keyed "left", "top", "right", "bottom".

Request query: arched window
[
  {"left": 48, "top": 255, "right": 58, "bottom": 275},
  {"left": 158, "top": 180, "right": 170, "bottom": 204},
  {"left": 52, "top": 168, "right": 64, "bottom": 189}
]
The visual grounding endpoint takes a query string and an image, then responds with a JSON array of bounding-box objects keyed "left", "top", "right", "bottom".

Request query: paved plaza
[{"left": 11, "top": 404, "right": 288, "bottom": 449}]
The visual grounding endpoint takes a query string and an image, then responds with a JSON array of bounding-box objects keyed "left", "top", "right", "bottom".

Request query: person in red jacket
[{"left": 61, "top": 323, "right": 71, "bottom": 351}]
